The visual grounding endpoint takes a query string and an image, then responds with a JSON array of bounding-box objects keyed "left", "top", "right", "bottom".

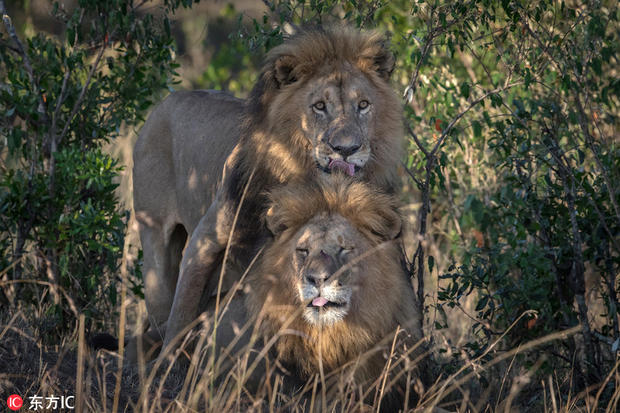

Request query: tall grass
[{"left": 1, "top": 275, "right": 618, "bottom": 412}]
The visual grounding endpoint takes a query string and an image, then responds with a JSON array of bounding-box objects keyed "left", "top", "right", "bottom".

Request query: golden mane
[
  {"left": 247, "top": 176, "right": 422, "bottom": 382},
  {"left": 263, "top": 27, "right": 396, "bottom": 86},
  {"left": 265, "top": 175, "right": 402, "bottom": 244}
]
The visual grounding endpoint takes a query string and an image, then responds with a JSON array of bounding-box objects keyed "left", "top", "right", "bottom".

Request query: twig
[
  {"left": 45, "top": 73, "right": 73, "bottom": 296},
  {"left": 100, "top": 45, "right": 143, "bottom": 126},
  {"left": 112, "top": 214, "right": 133, "bottom": 413},
  {"left": 404, "top": 17, "right": 434, "bottom": 98},
  {"left": 132, "top": 0, "right": 149, "bottom": 11},
  {"left": 360, "top": 0, "right": 381, "bottom": 28},
  {"left": 76, "top": 314, "right": 86, "bottom": 412},
  {"left": 602, "top": 238, "right": 620, "bottom": 348},
  {"left": 546, "top": 125, "right": 599, "bottom": 377},
  {"left": 0, "top": 278, "right": 78, "bottom": 316},
  {"left": 401, "top": 161, "right": 421, "bottom": 188},
  {"left": 430, "top": 82, "right": 523, "bottom": 156},
  {"left": 48, "top": 71, "right": 71, "bottom": 151},
  {"left": 0, "top": 39, "right": 19, "bottom": 53},
  {"left": 593, "top": 331, "right": 615, "bottom": 346},
  {"left": 430, "top": 324, "right": 580, "bottom": 405},
  {"left": 407, "top": 124, "right": 429, "bottom": 157}
]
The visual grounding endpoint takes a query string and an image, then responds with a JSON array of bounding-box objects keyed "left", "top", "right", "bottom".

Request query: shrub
[{"left": 0, "top": 0, "right": 192, "bottom": 338}]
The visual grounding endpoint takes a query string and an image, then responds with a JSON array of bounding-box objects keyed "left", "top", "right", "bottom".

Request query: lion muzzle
[{"left": 326, "top": 129, "right": 362, "bottom": 158}]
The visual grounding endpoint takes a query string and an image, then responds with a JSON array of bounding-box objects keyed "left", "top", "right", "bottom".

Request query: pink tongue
[
  {"left": 328, "top": 159, "right": 355, "bottom": 176},
  {"left": 312, "top": 297, "right": 329, "bottom": 307}
]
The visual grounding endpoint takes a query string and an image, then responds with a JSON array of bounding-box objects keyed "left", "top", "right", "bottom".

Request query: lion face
[
  {"left": 300, "top": 69, "right": 379, "bottom": 177},
  {"left": 255, "top": 28, "right": 403, "bottom": 187},
  {"left": 248, "top": 176, "right": 424, "bottom": 381},
  {"left": 260, "top": 176, "right": 404, "bottom": 329},
  {"left": 290, "top": 212, "right": 372, "bottom": 326}
]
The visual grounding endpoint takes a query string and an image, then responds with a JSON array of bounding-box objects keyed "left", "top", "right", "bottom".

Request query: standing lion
[{"left": 132, "top": 27, "right": 405, "bottom": 355}]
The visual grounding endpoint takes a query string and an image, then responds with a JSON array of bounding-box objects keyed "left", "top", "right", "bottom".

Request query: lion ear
[
  {"left": 273, "top": 55, "right": 299, "bottom": 87},
  {"left": 372, "top": 42, "right": 395, "bottom": 80},
  {"left": 361, "top": 35, "right": 395, "bottom": 81},
  {"left": 370, "top": 206, "right": 402, "bottom": 242},
  {"left": 265, "top": 205, "right": 287, "bottom": 236}
]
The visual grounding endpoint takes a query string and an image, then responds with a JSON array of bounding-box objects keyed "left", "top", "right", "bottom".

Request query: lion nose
[
  {"left": 328, "top": 135, "right": 361, "bottom": 158},
  {"left": 305, "top": 272, "right": 327, "bottom": 288},
  {"left": 329, "top": 141, "right": 361, "bottom": 158},
  {"left": 305, "top": 251, "right": 336, "bottom": 287},
  {"left": 331, "top": 143, "right": 360, "bottom": 158}
]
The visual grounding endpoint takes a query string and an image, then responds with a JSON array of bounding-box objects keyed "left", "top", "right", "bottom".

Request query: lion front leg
[{"left": 159, "top": 201, "right": 233, "bottom": 360}]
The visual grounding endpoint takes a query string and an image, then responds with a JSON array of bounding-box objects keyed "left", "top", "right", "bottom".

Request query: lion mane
[
  {"left": 245, "top": 176, "right": 423, "bottom": 383},
  {"left": 109, "top": 177, "right": 426, "bottom": 410}
]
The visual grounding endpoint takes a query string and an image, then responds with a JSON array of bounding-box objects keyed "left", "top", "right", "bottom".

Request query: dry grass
[{"left": 1, "top": 282, "right": 618, "bottom": 412}]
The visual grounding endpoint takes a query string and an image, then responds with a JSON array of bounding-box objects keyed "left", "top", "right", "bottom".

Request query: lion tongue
[
  {"left": 312, "top": 297, "right": 329, "bottom": 307},
  {"left": 328, "top": 159, "right": 355, "bottom": 176}
]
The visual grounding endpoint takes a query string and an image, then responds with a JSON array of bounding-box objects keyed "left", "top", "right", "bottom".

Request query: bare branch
[
  {"left": 48, "top": 71, "right": 71, "bottom": 148},
  {"left": 0, "top": 39, "right": 19, "bottom": 53},
  {"left": 407, "top": 124, "right": 429, "bottom": 157},
  {"left": 401, "top": 161, "right": 421, "bottom": 188},
  {"left": 405, "top": 35, "right": 433, "bottom": 97}
]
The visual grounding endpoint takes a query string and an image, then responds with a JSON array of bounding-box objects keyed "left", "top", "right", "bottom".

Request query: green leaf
[
  {"left": 472, "top": 120, "right": 482, "bottom": 138},
  {"left": 461, "top": 81, "right": 470, "bottom": 99},
  {"left": 475, "top": 295, "right": 489, "bottom": 312}
]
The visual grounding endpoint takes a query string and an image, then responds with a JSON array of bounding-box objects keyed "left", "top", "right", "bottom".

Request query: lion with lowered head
[
  {"left": 246, "top": 176, "right": 425, "bottom": 393},
  {"left": 132, "top": 26, "right": 406, "bottom": 355}
]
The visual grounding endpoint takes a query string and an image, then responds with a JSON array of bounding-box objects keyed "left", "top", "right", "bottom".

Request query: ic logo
[{"left": 7, "top": 394, "right": 23, "bottom": 411}]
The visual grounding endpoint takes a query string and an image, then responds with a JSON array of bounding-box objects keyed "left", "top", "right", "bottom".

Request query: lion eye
[
  {"left": 312, "top": 101, "right": 326, "bottom": 112},
  {"left": 296, "top": 248, "right": 309, "bottom": 258},
  {"left": 358, "top": 100, "right": 370, "bottom": 111},
  {"left": 339, "top": 247, "right": 354, "bottom": 257}
]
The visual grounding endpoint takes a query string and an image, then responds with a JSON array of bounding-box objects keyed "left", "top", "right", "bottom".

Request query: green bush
[
  {"left": 432, "top": 1, "right": 619, "bottom": 383},
  {"left": 0, "top": 0, "right": 192, "bottom": 338}
]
